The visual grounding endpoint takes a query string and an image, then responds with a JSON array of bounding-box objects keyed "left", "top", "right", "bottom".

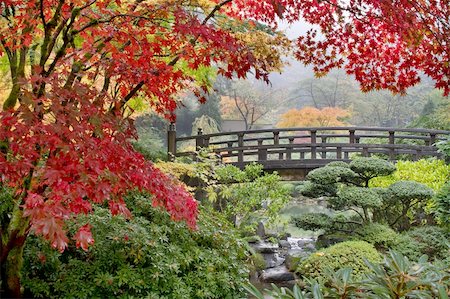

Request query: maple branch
[
  {"left": 39, "top": 0, "right": 46, "bottom": 28},
  {"left": 202, "top": 0, "right": 232, "bottom": 25},
  {"left": 115, "top": 0, "right": 233, "bottom": 112}
]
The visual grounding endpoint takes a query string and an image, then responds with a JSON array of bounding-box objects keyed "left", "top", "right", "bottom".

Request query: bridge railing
[{"left": 168, "top": 126, "right": 449, "bottom": 166}]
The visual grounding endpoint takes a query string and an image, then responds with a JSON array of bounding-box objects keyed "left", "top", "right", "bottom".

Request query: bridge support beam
[{"left": 167, "top": 122, "right": 176, "bottom": 161}]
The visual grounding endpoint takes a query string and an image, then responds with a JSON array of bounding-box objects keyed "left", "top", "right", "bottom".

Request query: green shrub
[
  {"left": 403, "top": 226, "right": 449, "bottom": 261},
  {"left": 306, "top": 166, "right": 357, "bottom": 185},
  {"left": 354, "top": 223, "right": 401, "bottom": 250},
  {"left": 300, "top": 181, "right": 337, "bottom": 198},
  {"left": 215, "top": 163, "right": 291, "bottom": 226},
  {"left": 325, "top": 161, "right": 350, "bottom": 168},
  {"left": 349, "top": 158, "right": 396, "bottom": 185},
  {"left": 370, "top": 159, "right": 449, "bottom": 192},
  {"left": 249, "top": 253, "right": 266, "bottom": 272},
  {"left": 334, "top": 186, "right": 383, "bottom": 210},
  {"left": 434, "top": 181, "right": 450, "bottom": 229},
  {"left": 374, "top": 181, "right": 434, "bottom": 230},
  {"left": 297, "top": 241, "right": 382, "bottom": 282},
  {"left": 22, "top": 193, "right": 248, "bottom": 299},
  {"left": 291, "top": 213, "right": 333, "bottom": 232}
]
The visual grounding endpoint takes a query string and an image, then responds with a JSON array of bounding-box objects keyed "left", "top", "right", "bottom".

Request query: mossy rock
[
  {"left": 250, "top": 252, "right": 267, "bottom": 272},
  {"left": 285, "top": 253, "right": 309, "bottom": 272},
  {"left": 296, "top": 241, "right": 382, "bottom": 283}
]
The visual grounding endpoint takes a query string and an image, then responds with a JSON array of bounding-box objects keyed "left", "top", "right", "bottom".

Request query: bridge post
[
  {"left": 429, "top": 133, "right": 436, "bottom": 146},
  {"left": 287, "top": 137, "right": 294, "bottom": 160},
  {"left": 196, "top": 128, "right": 204, "bottom": 150},
  {"left": 415, "top": 149, "right": 422, "bottom": 161},
  {"left": 237, "top": 133, "right": 244, "bottom": 164},
  {"left": 388, "top": 131, "right": 395, "bottom": 160},
  {"left": 321, "top": 136, "right": 327, "bottom": 159},
  {"left": 337, "top": 146, "right": 342, "bottom": 159},
  {"left": 273, "top": 130, "right": 283, "bottom": 160},
  {"left": 310, "top": 130, "right": 317, "bottom": 159},
  {"left": 258, "top": 139, "right": 267, "bottom": 161},
  {"left": 167, "top": 122, "right": 176, "bottom": 161},
  {"left": 349, "top": 129, "right": 356, "bottom": 143},
  {"left": 362, "top": 146, "right": 369, "bottom": 157}
]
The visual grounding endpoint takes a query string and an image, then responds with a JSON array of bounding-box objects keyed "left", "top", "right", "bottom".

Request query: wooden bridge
[{"left": 168, "top": 126, "right": 449, "bottom": 179}]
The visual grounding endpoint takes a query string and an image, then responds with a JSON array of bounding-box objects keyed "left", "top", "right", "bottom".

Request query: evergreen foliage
[{"left": 22, "top": 193, "right": 248, "bottom": 299}]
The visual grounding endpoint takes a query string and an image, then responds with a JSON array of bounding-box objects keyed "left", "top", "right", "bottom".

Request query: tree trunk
[
  {"left": 1, "top": 237, "right": 26, "bottom": 298},
  {"left": 1, "top": 205, "right": 29, "bottom": 298}
]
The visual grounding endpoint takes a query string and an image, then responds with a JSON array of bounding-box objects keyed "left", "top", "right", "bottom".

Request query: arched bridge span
[{"left": 168, "top": 126, "right": 449, "bottom": 179}]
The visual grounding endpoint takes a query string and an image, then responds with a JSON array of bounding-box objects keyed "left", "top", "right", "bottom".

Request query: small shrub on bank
[
  {"left": 435, "top": 181, "right": 450, "bottom": 229},
  {"left": 403, "top": 226, "right": 449, "bottom": 261},
  {"left": 296, "top": 241, "right": 382, "bottom": 282},
  {"left": 247, "top": 251, "right": 450, "bottom": 299}
]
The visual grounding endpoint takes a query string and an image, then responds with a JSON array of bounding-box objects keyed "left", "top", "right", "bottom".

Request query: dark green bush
[
  {"left": 435, "top": 181, "right": 450, "bottom": 229},
  {"left": 300, "top": 181, "right": 337, "bottom": 198},
  {"left": 291, "top": 213, "right": 333, "bottom": 232},
  {"left": 296, "top": 241, "right": 382, "bottom": 282},
  {"left": 375, "top": 181, "right": 434, "bottom": 230},
  {"left": 22, "top": 193, "right": 248, "bottom": 299},
  {"left": 306, "top": 166, "right": 357, "bottom": 185},
  {"left": 389, "top": 226, "right": 449, "bottom": 262},
  {"left": 349, "top": 158, "right": 396, "bottom": 186},
  {"left": 333, "top": 187, "right": 383, "bottom": 210},
  {"left": 325, "top": 161, "right": 350, "bottom": 168},
  {"left": 354, "top": 223, "right": 401, "bottom": 250}
]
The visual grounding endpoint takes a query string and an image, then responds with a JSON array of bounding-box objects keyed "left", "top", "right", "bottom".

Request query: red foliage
[
  {"left": 0, "top": 84, "right": 197, "bottom": 251},
  {"left": 229, "top": 0, "right": 449, "bottom": 95}
]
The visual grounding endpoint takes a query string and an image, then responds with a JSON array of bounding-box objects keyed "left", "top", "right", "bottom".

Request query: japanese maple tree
[{"left": 0, "top": 0, "right": 288, "bottom": 296}]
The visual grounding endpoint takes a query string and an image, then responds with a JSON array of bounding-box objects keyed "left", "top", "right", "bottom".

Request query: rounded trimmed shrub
[
  {"left": 296, "top": 241, "right": 382, "bottom": 282},
  {"left": 325, "top": 161, "right": 350, "bottom": 168},
  {"left": 335, "top": 186, "right": 383, "bottom": 209},
  {"left": 355, "top": 223, "right": 401, "bottom": 250},
  {"left": 350, "top": 158, "right": 396, "bottom": 181},
  {"left": 22, "top": 193, "right": 248, "bottom": 299},
  {"left": 386, "top": 181, "right": 434, "bottom": 202},
  {"left": 306, "top": 166, "right": 357, "bottom": 185}
]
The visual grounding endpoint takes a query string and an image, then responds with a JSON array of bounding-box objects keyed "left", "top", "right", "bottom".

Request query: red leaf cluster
[{"left": 0, "top": 84, "right": 197, "bottom": 252}]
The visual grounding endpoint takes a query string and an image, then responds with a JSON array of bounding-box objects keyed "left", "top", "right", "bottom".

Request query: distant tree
[
  {"left": 277, "top": 107, "right": 350, "bottom": 128},
  {"left": 221, "top": 80, "right": 286, "bottom": 130},
  {"left": 410, "top": 90, "right": 450, "bottom": 130}
]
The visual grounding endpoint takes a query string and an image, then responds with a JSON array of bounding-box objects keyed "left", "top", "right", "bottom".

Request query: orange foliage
[{"left": 277, "top": 107, "right": 350, "bottom": 128}]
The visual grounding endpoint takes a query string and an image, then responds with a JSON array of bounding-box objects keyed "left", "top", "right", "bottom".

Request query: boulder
[
  {"left": 285, "top": 250, "right": 309, "bottom": 271},
  {"left": 251, "top": 242, "right": 278, "bottom": 254},
  {"left": 256, "top": 221, "right": 265, "bottom": 238},
  {"left": 278, "top": 240, "right": 291, "bottom": 249},
  {"left": 260, "top": 266, "right": 296, "bottom": 283},
  {"left": 263, "top": 253, "right": 285, "bottom": 268}
]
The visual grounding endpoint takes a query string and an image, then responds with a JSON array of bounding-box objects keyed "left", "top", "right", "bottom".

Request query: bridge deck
[{"left": 168, "top": 126, "right": 449, "bottom": 177}]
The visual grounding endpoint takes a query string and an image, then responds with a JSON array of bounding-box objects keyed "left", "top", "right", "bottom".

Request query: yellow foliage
[
  {"left": 234, "top": 30, "right": 291, "bottom": 73},
  {"left": 277, "top": 106, "right": 350, "bottom": 128}
]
